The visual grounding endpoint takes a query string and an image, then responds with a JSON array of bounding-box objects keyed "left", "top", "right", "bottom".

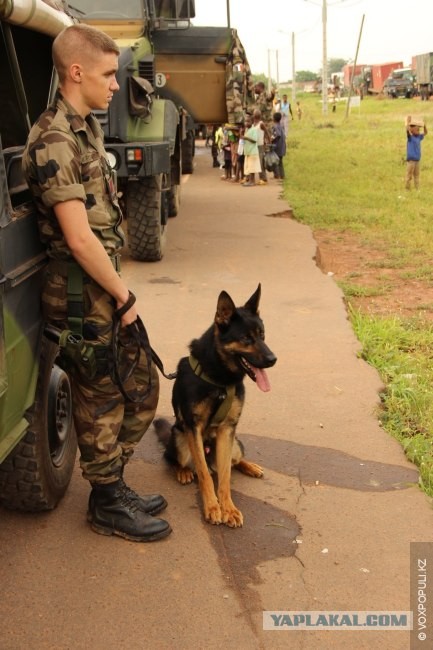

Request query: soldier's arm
[{"left": 54, "top": 200, "right": 137, "bottom": 326}]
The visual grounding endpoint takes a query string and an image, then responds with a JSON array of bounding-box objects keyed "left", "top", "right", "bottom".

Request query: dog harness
[{"left": 189, "top": 355, "right": 236, "bottom": 426}]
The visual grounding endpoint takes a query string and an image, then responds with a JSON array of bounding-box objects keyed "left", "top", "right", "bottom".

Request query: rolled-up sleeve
[{"left": 33, "top": 129, "right": 86, "bottom": 207}]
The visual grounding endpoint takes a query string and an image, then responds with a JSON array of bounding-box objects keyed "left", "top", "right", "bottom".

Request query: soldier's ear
[{"left": 70, "top": 64, "right": 83, "bottom": 83}]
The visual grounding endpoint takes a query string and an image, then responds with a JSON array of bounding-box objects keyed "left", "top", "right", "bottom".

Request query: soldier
[
  {"left": 253, "top": 81, "right": 275, "bottom": 131},
  {"left": 22, "top": 24, "right": 172, "bottom": 542}
]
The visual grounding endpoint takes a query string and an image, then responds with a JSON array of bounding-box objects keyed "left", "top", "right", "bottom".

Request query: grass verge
[{"left": 283, "top": 91, "right": 433, "bottom": 497}]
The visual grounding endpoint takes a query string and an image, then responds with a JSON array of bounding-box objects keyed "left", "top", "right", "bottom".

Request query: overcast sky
[{"left": 192, "top": 0, "right": 433, "bottom": 81}]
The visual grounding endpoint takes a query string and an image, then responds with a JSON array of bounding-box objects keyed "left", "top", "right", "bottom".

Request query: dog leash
[{"left": 112, "top": 291, "right": 177, "bottom": 403}]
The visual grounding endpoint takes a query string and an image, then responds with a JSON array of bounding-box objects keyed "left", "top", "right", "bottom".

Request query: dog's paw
[
  {"left": 176, "top": 467, "right": 195, "bottom": 484},
  {"left": 235, "top": 459, "right": 264, "bottom": 478},
  {"left": 204, "top": 502, "right": 222, "bottom": 525},
  {"left": 221, "top": 506, "right": 243, "bottom": 528},
  {"left": 246, "top": 461, "right": 264, "bottom": 478}
]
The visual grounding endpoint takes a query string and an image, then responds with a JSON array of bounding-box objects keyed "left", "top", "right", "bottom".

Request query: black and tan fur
[{"left": 154, "top": 284, "right": 276, "bottom": 527}]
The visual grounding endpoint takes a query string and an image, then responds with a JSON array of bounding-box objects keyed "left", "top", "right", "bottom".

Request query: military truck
[
  {"left": 68, "top": 0, "right": 254, "bottom": 261},
  {"left": 413, "top": 52, "right": 433, "bottom": 100},
  {"left": 0, "top": 0, "right": 77, "bottom": 511},
  {"left": 383, "top": 67, "right": 416, "bottom": 99}
]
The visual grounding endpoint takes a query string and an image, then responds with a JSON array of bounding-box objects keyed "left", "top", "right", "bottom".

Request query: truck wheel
[
  {"left": 168, "top": 183, "right": 181, "bottom": 218},
  {"left": 181, "top": 130, "right": 195, "bottom": 175},
  {"left": 0, "top": 338, "right": 76, "bottom": 512},
  {"left": 126, "top": 175, "right": 167, "bottom": 261}
]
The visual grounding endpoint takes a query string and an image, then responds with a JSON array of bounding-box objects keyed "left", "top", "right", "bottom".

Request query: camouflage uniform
[
  {"left": 225, "top": 29, "right": 255, "bottom": 125},
  {"left": 23, "top": 93, "right": 159, "bottom": 485},
  {"left": 253, "top": 91, "right": 275, "bottom": 131}
]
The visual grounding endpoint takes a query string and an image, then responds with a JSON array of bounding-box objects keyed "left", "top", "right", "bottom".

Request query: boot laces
[{"left": 118, "top": 477, "right": 140, "bottom": 506}]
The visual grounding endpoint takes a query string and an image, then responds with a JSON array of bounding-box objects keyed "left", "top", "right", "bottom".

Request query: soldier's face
[{"left": 80, "top": 52, "right": 120, "bottom": 111}]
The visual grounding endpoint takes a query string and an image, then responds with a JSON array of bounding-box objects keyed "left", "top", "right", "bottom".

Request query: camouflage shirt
[
  {"left": 253, "top": 91, "right": 274, "bottom": 130},
  {"left": 23, "top": 93, "right": 125, "bottom": 260}
]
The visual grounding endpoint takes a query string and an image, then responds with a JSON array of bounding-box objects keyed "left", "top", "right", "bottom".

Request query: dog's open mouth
[{"left": 240, "top": 357, "right": 271, "bottom": 392}]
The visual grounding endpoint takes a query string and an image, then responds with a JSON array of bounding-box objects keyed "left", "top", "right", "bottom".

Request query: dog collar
[{"left": 189, "top": 355, "right": 235, "bottom": 425}]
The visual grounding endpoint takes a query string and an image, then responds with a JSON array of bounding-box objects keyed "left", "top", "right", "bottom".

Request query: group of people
[{"left": 211, "top": 82, "right": 293, "bottom": 187}]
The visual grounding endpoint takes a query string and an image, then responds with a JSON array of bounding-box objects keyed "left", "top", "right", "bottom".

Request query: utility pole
[
  {"left": 267, "top": 49, "right": 272, "bottom": 92},
  {"left": 322, "top": 0, "right": 328, "bottom": 115},
  {"left": 292, "top": 31, "right": 296, "bottom": 105},
  {"left": 276, "top": 50, "right": 280, "bottom": 90},
  {"left": 226, "top": 0, "right": 230, "bottom": 29},
  {"left": 345, "top": 14, "right": 365, "bottom": 120}
]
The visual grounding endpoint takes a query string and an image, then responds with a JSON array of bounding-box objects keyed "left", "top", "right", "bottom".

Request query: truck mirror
[{"left": 128, "top": 77, "right": 154, "bottom": 119}]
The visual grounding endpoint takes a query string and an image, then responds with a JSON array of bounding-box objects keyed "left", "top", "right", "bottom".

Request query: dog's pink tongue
[{"left": 254, "top": 367, "right": 271, "bottom": 392}]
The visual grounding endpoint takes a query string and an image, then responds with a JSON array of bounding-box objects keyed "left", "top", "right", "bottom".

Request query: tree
[
  {"left": 296, "top": 70, "right": 318, "bottom": 82},
  {"left": 326, "top": 58, "right": 348, "bottom": 75}
]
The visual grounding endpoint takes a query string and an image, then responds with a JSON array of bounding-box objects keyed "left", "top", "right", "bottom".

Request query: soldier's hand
[{"left": 116, "top": 292, "right": 138, "bottom": 328}]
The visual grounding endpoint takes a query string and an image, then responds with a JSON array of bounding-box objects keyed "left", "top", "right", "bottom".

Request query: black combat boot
[
  {"left": 118, "top": 469, "right": 168, "bottom": 515},
  {"left": 88, "top": 481, "right": 172, "bottom": 542},
  {"left": 87, "top": 478, "right": 167, "bottom": 518}
]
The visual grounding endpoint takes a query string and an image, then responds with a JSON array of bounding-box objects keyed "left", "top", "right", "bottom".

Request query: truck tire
[
  {"left": 126, "top": 175, "right": 167, "bottom": 261},
  {"left": 181, "top": 130, "right": 195, "bottom": 175},
  {"left": 168, "top": 183, "right": 181, "bottom": 218},
  {"left": 0, "top": 338, "right": 76, "bottom": 512}
]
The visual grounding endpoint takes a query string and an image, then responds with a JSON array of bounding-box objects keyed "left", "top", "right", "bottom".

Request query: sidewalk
[{"left": 1, "top": 143, "right": 431, "bottom": 650}]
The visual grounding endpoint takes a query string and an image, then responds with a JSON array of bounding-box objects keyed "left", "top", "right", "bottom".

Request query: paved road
[{"left": 1, "top": 143, "right": 431, "bottom": 650}]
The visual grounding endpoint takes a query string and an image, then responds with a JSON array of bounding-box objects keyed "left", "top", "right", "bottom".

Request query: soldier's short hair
[{"left": 53, "top": 24, "right": 120, "bottom": 82}]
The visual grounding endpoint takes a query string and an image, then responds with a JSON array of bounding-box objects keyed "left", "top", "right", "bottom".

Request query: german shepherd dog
[{"left": 154, "top": 284, "right": 277, "bottom": 527}]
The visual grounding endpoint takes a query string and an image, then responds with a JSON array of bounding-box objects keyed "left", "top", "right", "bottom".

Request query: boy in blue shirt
[{"left": 406, "top": 116, "right": 428, "bottom": 190}]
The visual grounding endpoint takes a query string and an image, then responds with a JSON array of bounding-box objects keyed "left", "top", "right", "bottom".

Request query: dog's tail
[{"left": 153, "top": 417, "right": 173, "bottom": 448}]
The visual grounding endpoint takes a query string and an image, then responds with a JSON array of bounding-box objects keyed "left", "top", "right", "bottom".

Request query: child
[
  {"left": 296, "top": 101, "right": 302, "bottom": 120},
  {"left": 406, "top": 116, "right": 428, "bottom": 190},
  {"left": 271, "top": 112, "right": 286, "bottom": 180},
  {"left": 221, "top": 124, "right": 237, "bottom": 180},
  {"left": 234, "top": 125, "right": 245, "bottom": 182},
  {"left": 242, "top": 115, "right": 261, "bottom": 187}
]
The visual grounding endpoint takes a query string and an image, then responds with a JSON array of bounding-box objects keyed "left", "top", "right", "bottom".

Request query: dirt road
[{"left": 1, "top": 143, "right": 431, "bottom": 650}]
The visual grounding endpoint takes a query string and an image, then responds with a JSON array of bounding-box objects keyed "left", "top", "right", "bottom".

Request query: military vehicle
[
  {"left": 413, "top": 52, "right": 433, "bottom": 100},
  {"left": 69, "top": 0, "right": 254, "bottom": 261},
  {"left": 0, "top": 0, "right": 77, "bottom": 511},
  {"left": 383, "top": 67, "right": 416, "bottom": 99}
]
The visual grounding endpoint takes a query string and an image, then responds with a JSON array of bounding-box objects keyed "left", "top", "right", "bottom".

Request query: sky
[{"left": 192, "top": 0, "right": 433, "bottom": 81}]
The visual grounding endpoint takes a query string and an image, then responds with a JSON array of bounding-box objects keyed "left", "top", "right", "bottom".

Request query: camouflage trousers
[{"left": 43, "top": 263, "right": 159, "bottom": 485}]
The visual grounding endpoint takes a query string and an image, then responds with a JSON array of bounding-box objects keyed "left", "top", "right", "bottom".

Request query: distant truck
[
  {"left": 413, "top": 52, "right": 433, "bottom": 100},
  {"left": 343, "top": 61, "right": 403, "bottom": 96},
  {"left": 383, "top": 67, "right": 416, "bottom": 99}
]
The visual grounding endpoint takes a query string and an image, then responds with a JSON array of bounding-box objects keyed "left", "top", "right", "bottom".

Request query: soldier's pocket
[{"left": 42, "top": 271, "right": 68, "bottom": 322}]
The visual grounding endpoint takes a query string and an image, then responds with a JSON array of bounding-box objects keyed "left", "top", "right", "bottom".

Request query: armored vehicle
[
  {"left": 0, "top": 0, "right": 77, "bottom": 511},
  {"left": 383, "top": 67, "right": 416, "bottom": 99}
]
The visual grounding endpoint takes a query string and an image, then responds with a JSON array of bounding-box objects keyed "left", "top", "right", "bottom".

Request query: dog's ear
[
  {"left": 215, "top": 291, "right": 236, "bottom": 325},
  {"left": 244, "top": 283, "right": 261, "bottom": 314}
]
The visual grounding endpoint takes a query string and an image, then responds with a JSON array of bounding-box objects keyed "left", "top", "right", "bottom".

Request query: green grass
[{"left": 282, "top": 91, "right": 433, "bottom": 497}]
